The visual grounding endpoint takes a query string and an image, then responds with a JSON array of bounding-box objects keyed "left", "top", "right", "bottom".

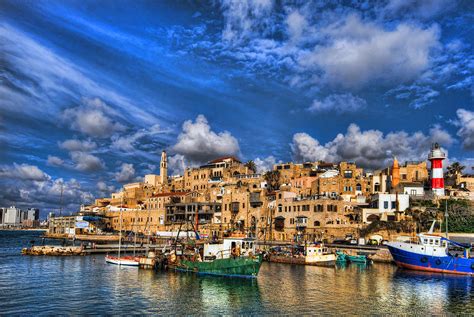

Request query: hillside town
[{"left": 43, "top": 144, "right": 473, "bottom": 243}]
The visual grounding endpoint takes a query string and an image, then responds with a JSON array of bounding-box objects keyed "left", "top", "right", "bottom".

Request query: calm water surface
[{"left": 0, "top": 231, "right": 472, "bottom": 315}]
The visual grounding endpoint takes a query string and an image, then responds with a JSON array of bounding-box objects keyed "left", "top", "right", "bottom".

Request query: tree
[
  {"left": 245, "top": 160, "right": 257, "bottom": 173},
  {"left": 264, "top": 170, "right": 280, "bottom": 191},
  {"left": 446, "top": 162, "right": 465, "bottom": 178}
]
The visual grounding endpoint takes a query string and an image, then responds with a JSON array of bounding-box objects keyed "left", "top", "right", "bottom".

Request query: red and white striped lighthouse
[{"left": 428, "top": 143, "right": 446, "bottom": 196}]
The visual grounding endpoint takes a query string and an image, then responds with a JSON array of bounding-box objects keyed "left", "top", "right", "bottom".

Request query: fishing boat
[
  {"left": 336, "top": 250, "right": 347, "bottom": 262},
  {"left": 346, "top": 254, "right": 369, "bottom": 264},
  {"left": 387, "top": 221, "right": 473, "bottom": 276},
  {"left": 168, "top": 237, "right": 263, "bottom": 278},
  {"left": 268, "top": 243, "right": 336, "bottom": 266}
]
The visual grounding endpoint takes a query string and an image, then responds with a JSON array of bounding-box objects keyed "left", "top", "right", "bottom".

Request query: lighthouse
[{"left": 428, "top": 143, "right": 446, "bottom": 196}]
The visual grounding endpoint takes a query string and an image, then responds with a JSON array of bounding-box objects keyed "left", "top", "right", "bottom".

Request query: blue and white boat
[{"left": 387, "top": 222, "right": 473, "bottom": 276}]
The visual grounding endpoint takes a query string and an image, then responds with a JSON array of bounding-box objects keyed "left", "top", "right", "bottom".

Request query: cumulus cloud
[
  {"left": 168, "top": 154, "right": 187, "bottom": 176},
  {"left": 0, "top": 163, "right": 51, "bottom": 181},
  {"left": 70, "top": 152, "right": 104, "bottom": 172},
  {"left": 286, "top": 10, "right": 308, "bottom": 43},
  {"left": 291, "top": 123, "right": 454, "bottom": 169},
  {"left": 59, "top": 139, "right": 97, "bottom": 152},
  {"left": 97, "top": 181, "right": 115, "bottom": 195},
  {"left": 298, "top": 15, "right": 440, "bottom": 89},
  {"left": 172, "top": 115, "right": 240, "bottom": 164},
  {"left": 62, "top": 98, "right": 124, "bottom": 138},
  {"left": 455, "top": 109, "right": 474, "bottom": 150},
  {"left": 308, "top": 93, "right": 367, "bottom": 113},
  {"left": 115, "top": 163, "right": 135, "bottom": 183},
  {"left": 254, "top": 156, "right": 279, "bottom": 173},
  {"left": 0, "top": 176, "right": 94, "bottom": 215},
  {"left": 47, "top": 155, "right": 65, "bottom": 167}
]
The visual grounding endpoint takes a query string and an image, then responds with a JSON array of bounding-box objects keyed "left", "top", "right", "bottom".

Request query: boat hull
[
  {"left": 105, "top": 255, "right": 139, "bottom": 267},
  {"left": 268, "top": 254, "right": 336, "bottom": 266},
  {"left": 171, "top": 254, "right": 263, "bottom": 278},
  {"left": 387, "top": 245, "right": 474, "bottom": 276}
]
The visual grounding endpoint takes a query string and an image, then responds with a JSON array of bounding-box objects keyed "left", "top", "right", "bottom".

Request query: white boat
[
  {"left": 105, "top": 255, "right": 139, "bottom": 267},
  {"left": 305, "top": 244, "right": 337, "bottom": 266}
]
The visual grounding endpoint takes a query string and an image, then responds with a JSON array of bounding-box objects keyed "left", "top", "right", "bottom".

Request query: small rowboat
[
  {"left": 347, "top": 254, "right": 368, "bottom": 263},
  {"left": 105, "top": 255, "right": 139, "bottom": 267}
]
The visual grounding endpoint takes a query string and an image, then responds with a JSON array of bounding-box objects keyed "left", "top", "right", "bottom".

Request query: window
[
  {"left": 290, "top": 218, "right": 294, "bottom": 224},
  {"left": 402, "top": 174, "right": 407, "bottom": 180},
  {"left": 344, "top": 170, "right": 353, "bottom": 178},
  {"left": 314, "top": 220, "right": 320, "bottom": 226},
  {"left": 383, "top": 201, "right": 389, "bottom": 209},
  {"left": 356, "top": 183, "right": 361, "bottom": 191},
  {"left": 391, "top": 202, "right": 396, "bottom": 209},
  {"left": 278, "top": 204, "right": 282, "bottom": 212}
]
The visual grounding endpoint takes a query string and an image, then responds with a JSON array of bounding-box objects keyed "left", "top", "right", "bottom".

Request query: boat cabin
[
  {"left": 203, "top": 237, "right": 256, "bottom": 261},
  {"left": 418, "top": 234, "right": 448, "bottom": 249}
]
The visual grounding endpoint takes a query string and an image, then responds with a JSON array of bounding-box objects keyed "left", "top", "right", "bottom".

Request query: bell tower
[{"left": 160, "top": 150, "right": 168, "bottom": 184}]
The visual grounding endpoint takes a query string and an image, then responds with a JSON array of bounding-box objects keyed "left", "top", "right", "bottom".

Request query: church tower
[{"left": 160, "top": 150, "right": 168, "bottom": 184}]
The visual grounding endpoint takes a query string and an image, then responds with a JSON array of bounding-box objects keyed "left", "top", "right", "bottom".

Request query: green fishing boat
[
  {"left": 336, "top": 250, "right": 347, "bottom": 262},
  {"left": 347, "top": 254, "right": 368, "bottom": 263},
  {"left": 169, "top": 237, "right": 263, "bottom": 278}
]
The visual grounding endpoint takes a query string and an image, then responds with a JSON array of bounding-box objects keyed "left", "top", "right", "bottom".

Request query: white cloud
[
  {"left": 97, "top": 181, "right": 115, "bottom": 194},
  {"left": 254, "top": 156, "right": 279, "bottom": 173},
  {"left": 286, "top": 10, "right": 308, "bottom": 43},
  {"left": 62, "top": 98, "right": 124, "bottom": 138},
  {"left": 220, "top": 0, "right": 274, "bottom": 43},
  {"left": 172, "top": 115, "right": 240, "bottom": 164},
  {"left": 115, "top": 163, "right": 135, "bottom": 183},
  {"left": 168, "top": 154, "right": 187, "bottom": 176},
  {"left": 455, "top": 109, "right": 474, "bottom": 150},
  {"left": 47, "top": 155, "right": 65, "bottom": 167},
  {"left": 59, "top": 139, "right": 97, "bottom": 152},
  {"left": 70, "top": 152, "right": 104, "bottom": 172},
  {"left": 297, "top": 15, "right": 440, "bottom": 89},
  {"left": 291, "top": 123, "right": 454, "bottom": 169},
  {"left": 308, "top": 93, "right": 367, "bottom": 113},
  {"left": 0, "top": 163, "right": 51, "bottom": 181},
  {"left": 111, "top": 124, "right": 162, "bottom": 152},
  {"left": 382, "top": 0, "right": 456, "bottom": 19}
]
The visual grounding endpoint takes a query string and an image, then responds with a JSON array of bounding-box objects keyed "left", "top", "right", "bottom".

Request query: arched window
[
  {"left": 314, "top": 220, "right": 321, "bottom": 227},
  {"left": 278, "top": 204, "right": 282, "bottom": 212},
  {"left": 356, "top": 183, "right": 362, "bottom": 191},
  {"left": 367, "top": 214, "right": 380, "bottom": 222}
]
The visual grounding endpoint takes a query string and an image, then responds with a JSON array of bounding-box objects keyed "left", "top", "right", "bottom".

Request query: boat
[
  {"left": 105, "top": 190, "right": 139, "bottom": 267},
  {"left": 105, "top": 255, "right": 139, "bottom": 266},
  {"left": 268, "top": 243, "right": 336, "bottom": 266},
  {"left": 168, "top": 237, "right": 263, "bottom": 278},
  {"left": 336, "top": 250, "right": 347, "bottom": 262},
  {"left": 387, "top": 221, "right": 474, "bottom": 276},
  {"left": 346, "top": 253, "right": 369, "bottom": 264}
]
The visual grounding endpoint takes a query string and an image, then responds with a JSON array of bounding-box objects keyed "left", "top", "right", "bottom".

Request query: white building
[
  {"left": 3, "top": 206, "right": 22, "bottom": 225},
  {"left": 362, "top": 194, "right": 409, "bottom": 223},
  {"left": 400, "top": 183, "right": 425, "bottom": 197}
]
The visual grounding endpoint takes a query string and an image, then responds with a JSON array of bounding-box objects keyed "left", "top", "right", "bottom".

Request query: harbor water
[{"left": 0, "top": 231, "right": 472, "bottom": 315}]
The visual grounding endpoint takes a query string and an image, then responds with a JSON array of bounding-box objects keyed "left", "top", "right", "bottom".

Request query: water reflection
[{"left": 1, "top": 231, "right": 472, "bottom": 315}]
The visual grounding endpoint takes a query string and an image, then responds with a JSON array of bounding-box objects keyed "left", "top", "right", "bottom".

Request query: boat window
[
  {"left": 423, "top": 239, "right": 428, "bottom": 244},
  {"left": 429, "top": 239, "right": 433, "bottom": 245}
]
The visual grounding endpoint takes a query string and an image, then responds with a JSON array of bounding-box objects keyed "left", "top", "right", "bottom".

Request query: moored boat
[
  {"left": 268, "top": 243, "right": 336, "bottom": 266},
  {"left": 387, "top": 222, "right": 474, "bottom": 276},
  {"left": 168, "top": 237, "right": 263, "bottom": 278},
  {"left": 105, "top": 255, "right": 140, "bottom": 267},
  {"left": 346, "top": 254, "right": 369, "bottom": 264}
]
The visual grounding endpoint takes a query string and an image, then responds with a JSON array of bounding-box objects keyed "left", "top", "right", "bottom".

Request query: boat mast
[
  {"left": 118, "top": 190, "right": 123, "bottom": 263},
  {"left": 445, "top": 200, "right": 449, "bottom": 239}
]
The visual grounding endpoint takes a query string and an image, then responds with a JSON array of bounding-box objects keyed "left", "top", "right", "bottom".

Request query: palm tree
[
  {"left": 245, "top": 160, "right": 257, "bottom": 173},
  {"left": 446, "top": 162, "right": 465, "bottom": 178}
]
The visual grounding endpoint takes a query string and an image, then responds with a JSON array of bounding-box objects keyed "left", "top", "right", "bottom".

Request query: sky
[{"left": 0, "top": 0, "right": 473, "bottom": 216}]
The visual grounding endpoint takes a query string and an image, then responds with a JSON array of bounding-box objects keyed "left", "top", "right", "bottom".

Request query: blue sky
[{"left": 0, "top": 0, "right": 473, "bottom": 215}]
